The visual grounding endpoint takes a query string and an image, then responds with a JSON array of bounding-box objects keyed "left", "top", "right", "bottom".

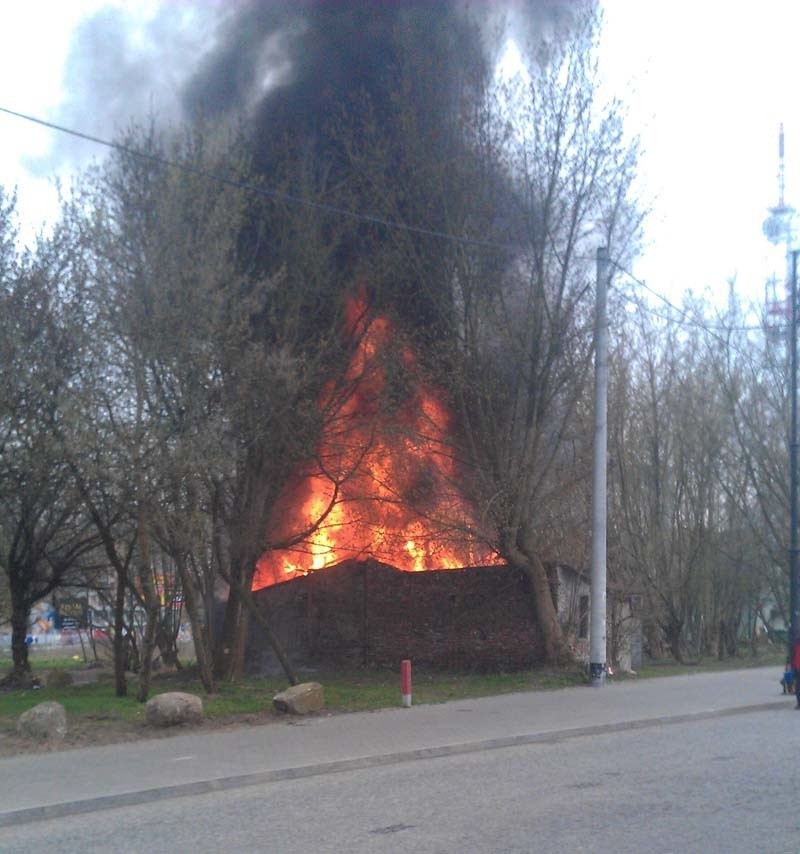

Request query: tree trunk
[
  {"left": 7, "top": 591, "right": 32, "bottom": 684},
  {"left": 723, "top": 618, "right": 739, "bottom": 658},
  {"left": 664, "top": 617, "right": 687, "bottom": 663},
  {"left": 214, "top": 570, "right": 298, "bottom": 685},
  {"left": 214, "top": 580, "right": 245, "bottom": 681},
  {"left": 176, "top": 555, "right": 216, "bottom": 694},
  {"left": 112, "top": 569, "right": 128, "bottom": 697},
  {"left": 239, "top": 587, "right": 298, "bottom": 685},
  {"left": 644, "top": 616, "right": 664, "bottom": 659},
  {"left": 135, "top": 508, "right": 160, "bottom": 703},
  {"left": 505, "top": 543, "right": 569, "bottom": 665},
  {"left": 716, "top": 619, "right": 725, "bottom": 661},
  {"left": 136, "top": 590, "right": 159, "bottom": 703},
  {"left": 155, "top": 621, "right": 181, "bottom": 668}
]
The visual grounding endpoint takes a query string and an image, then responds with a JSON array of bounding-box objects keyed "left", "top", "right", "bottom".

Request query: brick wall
[{"left": 248, "top": 560, "right": 546, "bottom": 673}]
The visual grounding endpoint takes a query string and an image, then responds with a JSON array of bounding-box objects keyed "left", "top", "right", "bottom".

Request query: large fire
[{"left": 253, "top": 289, "right": 501, "bottom": 590}]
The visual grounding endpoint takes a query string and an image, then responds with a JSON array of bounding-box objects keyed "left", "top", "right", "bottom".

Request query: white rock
[
  {"left": 17, "top": 701, "right": 68, "bottom": 740},
  {"left": 273, "top": 682, "right": 324, "bottom": 714},
  {"left": 145, "top": 691, "right": 204, "bottom": 727}
]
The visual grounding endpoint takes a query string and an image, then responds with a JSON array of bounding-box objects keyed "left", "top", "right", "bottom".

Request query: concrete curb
[{"left": 0, "top": 699, "right": 786, "bottom": 829}]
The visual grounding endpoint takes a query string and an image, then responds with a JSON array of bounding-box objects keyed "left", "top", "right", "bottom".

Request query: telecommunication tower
[
  {"left": 763, "top": 124, "right": 794, "bottom": 245},
  {"left": 764, "top": 125, "right": 794, "bottom": 340},
  {"left": 763, "top": 124, "right": 800, "bottom": 656}
]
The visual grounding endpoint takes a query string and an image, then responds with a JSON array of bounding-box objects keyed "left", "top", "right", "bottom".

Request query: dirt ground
[{"left": 0, "top": 707, "right": 281, "bottom": 759}]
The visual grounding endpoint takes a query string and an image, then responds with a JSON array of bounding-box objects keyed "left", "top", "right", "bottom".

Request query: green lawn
[
  {"left": 0, "top": 645, "right": 785, "bottom": 737},
  {"left": 0, "top": 663, "right": 588, "bottom": 727}
]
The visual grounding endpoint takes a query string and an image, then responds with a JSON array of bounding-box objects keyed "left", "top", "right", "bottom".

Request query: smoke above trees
[
  {"left": 33, "top": 2, "right": 585, "bottom": 180},
  {"left": 8, "top": 2, "right": 770, "bottom": 684}
]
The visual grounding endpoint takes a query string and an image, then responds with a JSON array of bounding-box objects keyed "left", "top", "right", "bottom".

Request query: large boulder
[
  {"left": 273, "top": 682, "right": 324, "bottom": 715},
  {"left": 145, "top": 692, "right": 204, "bottom": 728},
  {"left": 17, "top": 701, "right": 68, "bottom": 741}
]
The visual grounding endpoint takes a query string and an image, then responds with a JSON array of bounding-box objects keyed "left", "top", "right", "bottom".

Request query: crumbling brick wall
[{"left": 249, "top": 560, "right": 546, "bottom": 673}]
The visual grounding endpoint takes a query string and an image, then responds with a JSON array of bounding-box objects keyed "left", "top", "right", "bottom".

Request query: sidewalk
[{"left": 0, "top": 666, "right": 787, "bottom": 827}]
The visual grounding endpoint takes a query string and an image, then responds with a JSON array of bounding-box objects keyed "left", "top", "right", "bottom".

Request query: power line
[
  {"left": 617, "top": 295, "right": 757, "bottom": 362},
  {"left": 609, "top": 261, "right": 770, "bottom": 363},
  {"left": 0, "top": 105, "right": 521, "bottom": 254},
  {"left": 611, "top": 259, "right": 765, "bottom": 334},
  {"left": 0, "top": 105, "right": 778, "bottom": 352}
]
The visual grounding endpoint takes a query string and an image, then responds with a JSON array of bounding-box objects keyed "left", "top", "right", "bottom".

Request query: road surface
[{"left": 0, "top": 705, "right": 793, "bottom": 853}]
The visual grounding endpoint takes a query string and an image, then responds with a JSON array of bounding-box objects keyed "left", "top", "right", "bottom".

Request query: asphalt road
[{"left": 0, "top": 706, "right": 795, "bottom": 853}]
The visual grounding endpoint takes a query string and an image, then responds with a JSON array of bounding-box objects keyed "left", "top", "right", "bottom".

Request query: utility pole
[
  {"left": 790, "top": 249, "right": 799, "bottom": 654},
  {"left": 590, "top": 245, "right": 609, "bottom": 685},
  {"left": 762, "top": 124, "right": 798, "bottom": 657}
]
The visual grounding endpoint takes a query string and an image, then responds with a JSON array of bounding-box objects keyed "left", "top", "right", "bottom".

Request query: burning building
[{"left": 253, "top": 287, "right": 502, "bottom": 590}]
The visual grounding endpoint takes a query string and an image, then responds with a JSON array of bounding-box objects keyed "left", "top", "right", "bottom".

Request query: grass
[
  {"left": 305, "top": 664, "right": 588, "bottom": 713},
  {"left": 0, "top": 664, "right": 588, "bottom": 726},
  {"left": 0, "top": 652, "right": 87, "bottom": 670},
  {"left": 0, "top": 645, "right": 787, "bottom": 738},
  {"left": 624, "top": 646, "right": 785, "bottom": 680},
  {"left": 0, "top": 683, "right": 144, "bottom": 734}
]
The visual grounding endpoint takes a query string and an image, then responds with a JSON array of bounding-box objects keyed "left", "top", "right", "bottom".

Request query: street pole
[
  {"left": 762, "top": 126, "right": 798, "bottom": 657},
  {"left": 790, "top": 249, "right": 799, "bottom": 657},
  {"left": 590, "top": 246, "right": 609, "bottom": 686}
]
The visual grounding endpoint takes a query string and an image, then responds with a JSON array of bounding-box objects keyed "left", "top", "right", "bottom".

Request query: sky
[
  {"left": 598, "top": 0, "right": 800, "bottom": 312},
  {"left": 1, "top": 0, "right": 799, "bottom": 313}
]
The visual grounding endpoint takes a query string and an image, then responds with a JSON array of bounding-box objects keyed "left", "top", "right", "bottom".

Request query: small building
[
  {"left": 248, "top": 560, "right": 641, "bottom": 675},
  {"left": 550, "top": 564, "right": 642, "bottom": 673}
]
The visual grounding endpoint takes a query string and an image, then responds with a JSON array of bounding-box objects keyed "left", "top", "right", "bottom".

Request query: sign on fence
[{"left": 57, "top": 599, "right": 88, "bottom": 630}]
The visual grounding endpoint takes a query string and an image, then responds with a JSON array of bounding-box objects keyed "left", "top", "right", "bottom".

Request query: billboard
[{"left": 56, "top": 598, "right": 88, "bottom": 630}]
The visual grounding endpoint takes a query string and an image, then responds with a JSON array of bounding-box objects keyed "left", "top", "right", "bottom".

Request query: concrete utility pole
[
  {"left": 762, "top": 125, "right": 799, "bottom": 656},
  {"left": 590, "top": 246, "right": 610, "bottom": 686},
  {"left": 790, "top": 249, "right": 799, "bottom": 653}
]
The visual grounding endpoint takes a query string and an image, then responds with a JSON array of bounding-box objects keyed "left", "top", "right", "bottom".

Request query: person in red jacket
[{"left": 792, "top": 635, "right": 800, "bottom": 709}]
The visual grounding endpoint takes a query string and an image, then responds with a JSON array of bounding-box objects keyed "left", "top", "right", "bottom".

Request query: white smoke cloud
[{"left": 25, "top": 2, "right": 225, "bottom": 177}]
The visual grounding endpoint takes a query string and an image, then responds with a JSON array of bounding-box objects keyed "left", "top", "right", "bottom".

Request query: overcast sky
[{"left": 1, "top": 0, "right": 798, "bottom": 312}]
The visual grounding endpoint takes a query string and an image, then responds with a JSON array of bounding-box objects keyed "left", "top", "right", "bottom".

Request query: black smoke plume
[
  {"left": 182, "top": 1, "right": 506, "bottom": 334},
  {"left": 47, "top": 1, "right": 586, "bottom": 331}
]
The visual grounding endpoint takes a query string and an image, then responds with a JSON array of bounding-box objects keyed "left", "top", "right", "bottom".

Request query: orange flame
[{"left": 253, "top": 288, "right": 500, "bottom": 590}]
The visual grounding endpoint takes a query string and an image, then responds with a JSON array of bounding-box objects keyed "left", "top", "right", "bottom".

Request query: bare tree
[
  {"left": 447, "top": 14, "right": 640, "bottom": 663},
  {"left": 711, "top": 293, "right": 790, "bottom": 641},
  {"left": 79, "top": 118, "right": 364, "bottom": 689},
  {"left": 335, "top": 8, "right": 641, "bottom": 664},
  {"left": 609, "top": 288, "right": 765, "bottom": 662},
  {"left": 0, "top": 195, "right": 100, "bottom": 684},
  {"left": 611, "top": 308, "right": 713, "bottom": 661}
]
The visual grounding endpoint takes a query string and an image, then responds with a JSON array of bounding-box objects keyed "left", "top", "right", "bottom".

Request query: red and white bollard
[{"left": 401, "top": 659, "right": 412, "bottom": 708}]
